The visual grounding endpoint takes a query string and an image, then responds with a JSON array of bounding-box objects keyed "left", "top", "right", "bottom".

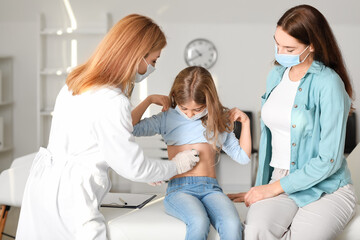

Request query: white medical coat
[{"left": 16, "top": 86, "right": 178, "bottom": 240}]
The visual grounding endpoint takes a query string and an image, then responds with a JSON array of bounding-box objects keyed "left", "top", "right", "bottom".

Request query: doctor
[{"left": 16, "top": 14, "right": 199, "bottom": 240}]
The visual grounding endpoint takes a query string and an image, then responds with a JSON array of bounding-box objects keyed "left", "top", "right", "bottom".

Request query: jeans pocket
[
  {"left": 205, "top": 183, "right": 223, "bottom": 193},
  {"left": 165, "top": 185, "right": 183, "bottom": 196}
]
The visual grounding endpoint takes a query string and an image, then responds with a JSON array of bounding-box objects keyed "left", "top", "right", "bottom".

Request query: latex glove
[
  {"left": 172, "top": 149, "right": 200, "bottom": 174},
  {"left": 148, "top": 181, "right": 165, "bottom": 187}
]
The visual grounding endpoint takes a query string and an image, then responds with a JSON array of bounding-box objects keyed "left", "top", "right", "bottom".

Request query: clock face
[{"left": 184, "top": 38, "right": 217, "bottom": 69}]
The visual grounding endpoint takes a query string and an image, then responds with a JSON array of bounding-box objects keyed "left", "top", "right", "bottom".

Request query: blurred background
[{"left": 0, "top": 0, "right": 359, "bottom": 170}]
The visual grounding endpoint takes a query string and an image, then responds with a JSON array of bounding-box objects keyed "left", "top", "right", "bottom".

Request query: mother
[{"left": 230, "top": 5, "right": 357, "bottom": 240}]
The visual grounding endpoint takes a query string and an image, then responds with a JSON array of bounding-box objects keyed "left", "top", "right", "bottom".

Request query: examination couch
[
  {"left": 0, "top": 144, "right": 359, "bottom": 239},
  {"left": 102, "top": 141, "right": 360, "bottom": 240},
  {"left": 101, "top": 150, "right": 360, "bottom": 240}
]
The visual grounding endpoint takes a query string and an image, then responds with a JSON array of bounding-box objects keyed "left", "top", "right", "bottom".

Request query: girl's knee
[
  {"left": 186, "top": 216, "right": 210, "bottom": 238},
  {"left": 222, "top": 217, "right": 243, "bottom": 231},
  {"left": 189, "top": 216, "right": 210, "bottom": 229},
  {"left": 218, "top": 218, "right": 243, "bottom": 240}
]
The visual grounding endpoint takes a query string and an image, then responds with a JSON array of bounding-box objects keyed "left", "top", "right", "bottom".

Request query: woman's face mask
[
  {"left": 135, "top": 58, "right": 155, "bottom": 83},
  {"left": 175, "top": 105, "right": 208, "bottom": 121},
  {"left": 275, "top": 45, "right": 311, "bottom": 68}
]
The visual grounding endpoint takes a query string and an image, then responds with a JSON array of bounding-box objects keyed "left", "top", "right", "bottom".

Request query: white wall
[{"left": 0, "top": 0, "right": 359, "bottom": 163}]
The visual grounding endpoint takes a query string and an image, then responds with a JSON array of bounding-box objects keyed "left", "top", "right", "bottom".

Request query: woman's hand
[
  {"left": 244, "top": 181, "right": 284, "bottom": 207},
  {"left": 148, "top": 95, "right": 171, "bottom": 112},
  {"left": 227, "top": 192, "right": 247, "bottom": 202},
  {"left": 228, "top": 108, "right": 249, "bottom": 124}
]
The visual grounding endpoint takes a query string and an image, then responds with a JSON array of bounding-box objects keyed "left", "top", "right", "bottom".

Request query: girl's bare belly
[{"left": 167, "top": 143, "right": 217, "bottom": 179}]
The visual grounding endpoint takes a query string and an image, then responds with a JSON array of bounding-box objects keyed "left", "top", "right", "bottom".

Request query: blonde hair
[
  {"left": 169, "top": 66, "right": 233, "bottom": 151},
  {"left": 66, "top": 14, "right": 167, "bottom": 96}
]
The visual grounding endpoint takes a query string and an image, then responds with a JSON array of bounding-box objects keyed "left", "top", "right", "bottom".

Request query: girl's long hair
[
  {"left": 277, "top": 4, "right": 353, "bottom": 102},
  {"left": 66, "top": 14, "right": 166, "bottom": 97},
  {"left": 169, "top": 66, "right": 233, "bottom": 151}
]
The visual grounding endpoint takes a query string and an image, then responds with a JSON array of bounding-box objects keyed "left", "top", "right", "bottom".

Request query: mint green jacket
[{"left": 256, "top": 61, "right": 352, "bottom": 207}]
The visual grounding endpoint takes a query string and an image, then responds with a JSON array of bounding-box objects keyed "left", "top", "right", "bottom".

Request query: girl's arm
[
  {"left": 132, "top": 95, "right": 171, "bottom": 126},
  {"left": 229, "top": 108, "right": 252, "bottom": 158}
]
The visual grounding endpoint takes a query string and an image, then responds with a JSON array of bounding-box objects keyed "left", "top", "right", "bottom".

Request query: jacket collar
[{"left": 266, "top": 61, "right": 324, "bottom": 98}]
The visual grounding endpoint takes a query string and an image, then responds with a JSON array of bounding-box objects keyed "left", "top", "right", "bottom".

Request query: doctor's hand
[
  {"left": 148, "top": 95, "right": 171, "bottom": 112},
  {"left": 228, "top": 108, "right": 249, "bottom": 124},
  {"left": 172, "top": 149, "right": 200, "bottom": 174}
]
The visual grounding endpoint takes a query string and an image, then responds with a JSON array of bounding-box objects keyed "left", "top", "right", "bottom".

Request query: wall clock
[{"left": 184, "top": 38, "right": 218, "bottom": 69}]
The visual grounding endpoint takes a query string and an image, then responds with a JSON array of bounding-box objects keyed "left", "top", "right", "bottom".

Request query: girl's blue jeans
[{"left": 164, "top": 176, "right": 243, "bottom": 240}]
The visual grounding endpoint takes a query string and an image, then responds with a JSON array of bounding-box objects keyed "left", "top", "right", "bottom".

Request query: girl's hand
[
  {"left": 148, "top": 181, "right": 165, "bottom": 186},
  {"left": 244, "top": 181, "right": 284, "bottom": 207},
  {"left": 229, "top": 108, "right": 249, "bottom": 124},
  {"left": 148, "top": 95, "right": 171, "bottom": 112},
  {"left": 227, "top": 192, "right": 247, "bottom": 202}
]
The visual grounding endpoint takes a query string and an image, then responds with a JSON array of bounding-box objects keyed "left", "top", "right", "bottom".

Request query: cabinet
[
  {"left": 0, "top": 56, "right": 14, "bottom": 171},
  {"left": 37, "top": 13, "right": 112, "bottom": 147}
]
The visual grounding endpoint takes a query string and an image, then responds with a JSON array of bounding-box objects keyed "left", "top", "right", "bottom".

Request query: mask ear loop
[
  {"left": 135, "top": 57, "right": 146, "bottom": 79},
  {"left": 299, "top": 45, "right": 311, "bottom": 63}
]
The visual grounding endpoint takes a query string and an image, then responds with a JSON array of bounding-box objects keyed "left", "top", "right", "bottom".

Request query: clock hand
[
  {"left": 195, "top": 49, "right": 202, "bottom": 56},
  {"left": 188, "top": 54, "right": 202, "bottom": 61},
  {"left": 188, "top": 50, "right": 203, "bottom": 61}
]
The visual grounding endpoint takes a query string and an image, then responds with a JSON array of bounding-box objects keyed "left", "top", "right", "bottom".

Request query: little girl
[{"left": 132, "top": 66, "right": 251, "bottom": 240}]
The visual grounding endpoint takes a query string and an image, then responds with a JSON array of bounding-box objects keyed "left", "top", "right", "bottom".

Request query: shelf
[
  {"left": 0, "top": 146, "right": 13, "bottom": 153},
  {"left": 37, "top": 13, "right": 111, "bottom": 147},
  {"left": 40, "top": 109, "right": 54, "bottom": 116},
  {"left": 40, "top": 28, "right": 107, "bottom": 36},
  {"left": 0, "top": 57, "right": 14, "bottom": 169},
  {"left": 0, "top": 101, "right": 13, "bottom": 107},
  {"left": 40, "top": 68, "right": 71, "bottom": 76}
]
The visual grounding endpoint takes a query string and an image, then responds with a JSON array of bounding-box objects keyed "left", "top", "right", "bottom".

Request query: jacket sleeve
[
  {"left": 280, "top": 72, "right": 351, "bottom": 194},
  {"left": 221, "top": 132, "right": 251, "bottom": 165},
  {"left": 93, "top": 96, "right": 177, "bottom": 182},
  {"left": 132, "top": 112, "right": 163, "bottom": 137}
]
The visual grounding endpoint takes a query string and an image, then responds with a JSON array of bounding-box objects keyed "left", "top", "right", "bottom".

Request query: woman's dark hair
[{"left": 277, "top": 4, "right": 353, "bottom": 101}]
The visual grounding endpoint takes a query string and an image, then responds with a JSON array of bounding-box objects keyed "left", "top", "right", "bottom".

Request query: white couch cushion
[
  {"left": 106, "top": 197, "right": 248, "bottom": 240},
  {"left": 336, "top": 204, "right": 360, "bottom": 240},
  {"left": 105, "top": 198, "right": 359, "bottom": 240}
]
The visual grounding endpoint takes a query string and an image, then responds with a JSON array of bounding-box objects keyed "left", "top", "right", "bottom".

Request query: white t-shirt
[{"left": 261, "top": 68, "right": 300, "bottom": 170}]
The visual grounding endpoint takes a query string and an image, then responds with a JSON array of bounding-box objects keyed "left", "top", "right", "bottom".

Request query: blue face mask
[
  {"left": 275, "top": 45, "right": 311, "bottom": 68},
  {"left": 135, "top": 58, "right": 155, "bottom": 83},
  {"left": 175, "top": 105, "right": 208, "bottom": 121}
]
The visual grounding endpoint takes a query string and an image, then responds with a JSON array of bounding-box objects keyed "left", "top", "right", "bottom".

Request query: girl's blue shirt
[
  {"left": 257, "top": 60, "right": 352, "bottom": 207},
  {"left": 133, "top": 108, "right": 250, "bottom": 165}
]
